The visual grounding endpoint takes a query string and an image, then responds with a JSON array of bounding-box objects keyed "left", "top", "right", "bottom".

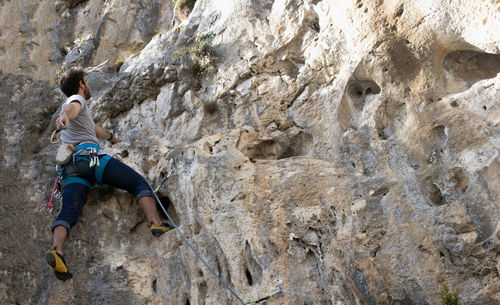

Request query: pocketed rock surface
[{"left": 1, "top": 1, "right": 499, "bottom": 304}]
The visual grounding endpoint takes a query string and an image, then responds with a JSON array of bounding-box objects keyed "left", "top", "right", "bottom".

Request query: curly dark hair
[{"left": 59, "top": 67, "right": 85, "bottom": 97}]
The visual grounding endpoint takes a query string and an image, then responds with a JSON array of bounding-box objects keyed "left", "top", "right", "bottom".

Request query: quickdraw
[
  {"left": 47, "top": 166, "right": 64, "bottom": 212},
  {"left": 46, "top": 175, "right": 62, "bottom": 212},
  {"left": 153, "top": 159, "right": 174, "bottom": 193}
]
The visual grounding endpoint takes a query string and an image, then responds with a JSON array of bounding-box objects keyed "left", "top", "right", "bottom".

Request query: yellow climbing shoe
[
  {"left": 151, "top": 222, "right": 174, "bottom": 237},
  {"left": 46, "top": 248, "right": 73, "bottom": 281}
]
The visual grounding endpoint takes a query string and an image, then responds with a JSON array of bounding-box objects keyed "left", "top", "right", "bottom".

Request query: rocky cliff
[{"left": 1, "top": 0, "right": 499, "bottom": 304}]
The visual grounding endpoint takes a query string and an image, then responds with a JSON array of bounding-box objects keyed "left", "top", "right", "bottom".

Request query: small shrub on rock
[
  {"left": 440, "top": 284, "right": 462, "bottom": 305},
  {"left": 172, "top": 32, "right": 216, "bottom": 78}
]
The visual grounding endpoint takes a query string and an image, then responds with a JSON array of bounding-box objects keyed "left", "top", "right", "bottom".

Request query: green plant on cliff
[
  {"left": 171, "top": 31, "right": 216, "bottom": 77},
  {"left": 440, "top": 284, "right": 462, "bottom": 305},
  {"left": 56, "top": 66, "right": 67, "bottom": 79},
  {"left": 60, "top": 40, "right": 73, "bottom": 56}
]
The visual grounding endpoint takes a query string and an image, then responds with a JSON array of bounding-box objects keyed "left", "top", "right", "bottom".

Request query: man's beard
[{"left": 84, "top": 86, "right": 91, "bottom": 99}]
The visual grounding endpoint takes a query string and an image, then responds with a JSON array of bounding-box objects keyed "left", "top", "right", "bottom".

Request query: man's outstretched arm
[{"left": 56, "top": 101, "right": 82, "bottom": 130}]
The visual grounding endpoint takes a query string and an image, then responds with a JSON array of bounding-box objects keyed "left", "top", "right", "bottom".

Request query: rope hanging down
[
  {"left": 150, "top": 161, "right": 282, "bottom": 305},
  {"left": 149, "top": 161, "right": 246, "bottom": 305}
]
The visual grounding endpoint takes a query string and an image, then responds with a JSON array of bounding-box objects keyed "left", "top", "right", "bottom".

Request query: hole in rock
[
  {"left": 306, "top": 14, "right": 320, "bottom": 33},
  {"left": 429, "top": 183, "right": 445, "bottom": 206},
  {"left": 204, "top": 142, "right": 213, "bottom": 154},
  {"left": 483, "top": 105, "right": 487, "bottom": 110},
  {"left": 422, "top": 177, "right": 447, "bottom": 206},
  {"left": 118, "top": 149, "right": 129, "bottom": 159},
  {"left": 203, "top": 101, "right": 217, "bottom": 114},
  {"left": 157, "top": 194, "right": 181, "bottom": 226},
  {"left": 372, "top": 187, "right": 389, "bottom": 197},
  {"left": 443, "top": 50, "right": 500, "bottom": 94},
  {"left": 347, "top": 80, "right": 381, "bottom": 109},
  {"left": 244, "top": 241, "right": 263, "bottom": 286},
  {"left": 198, "top": 281, "right": 207, "bottom": 305},
  {"left": 279, "top": 131, "right": 313, "bottom": 159},
  {"left": 241, "top": 131, "right": 313, "bottom": 160},
  {"left": 185, "top": 299, "right": 191, "bottom": 305},
  {"left": 193, "top": 222, "right": 201, "bottom": 235},
  {"left": 450, "top": 167, "right": 468, "bottom": 193},
  {"left": 245, "top": 268, "right": 253, "bottom": 286},
  {"left": 311, "top": 21, "right": 320, "bottom": 32},
  {"left": 247, "top": 139, "right": 278, "bottom": 160},
  {"left": 152, "top": 278, "right": 157, "bottom": 293},
  {"left": 377, "top": 130, "right": 387, "bottom": 140},
  {"left": 432, "top": 125, "right": 447, "bottom": 146},
  {"left": 394, "top": 4, "right": 404, "bottom": 18},
  {"left": 157, "top": 195, "right": 170, "bottom": 211}
]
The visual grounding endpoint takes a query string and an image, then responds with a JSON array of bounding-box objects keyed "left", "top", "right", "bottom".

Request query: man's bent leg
[
  {"left": 140, "top": 196, "right": 174, "bottom": 236},
  {"left": 52, "top": 226, "right": 67, "bottom": 255},
  {"left": 101, "top": 157, "right": 173, "bottom": 236},
  {"left": 138, "top": 196, "right": 162, "bottom": 225}
]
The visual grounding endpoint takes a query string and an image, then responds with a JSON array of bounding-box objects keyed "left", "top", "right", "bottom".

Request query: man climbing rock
[{"left": 46, "top": 67, "right": 173, "bottom": 281}]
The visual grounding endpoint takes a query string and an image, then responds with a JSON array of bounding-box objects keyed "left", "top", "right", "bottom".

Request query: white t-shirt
[{"left": 60, "top": 95, "right": 99, "bottom": 147}]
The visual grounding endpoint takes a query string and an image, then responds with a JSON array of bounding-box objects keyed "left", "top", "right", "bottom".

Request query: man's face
[{"left": 81, "top": 79, "right": 91, "bottom": 99}]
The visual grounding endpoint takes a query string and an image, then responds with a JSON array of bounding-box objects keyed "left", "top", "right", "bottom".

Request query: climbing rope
[
  {"left": 149, "top": 176, "right": 247, "bottom": 304},
  {"left": 150, "top": 160, "right": 283, "bottom": 304},
  {"left": 153, "top": 190, "right": 248, "bottom": 304}
]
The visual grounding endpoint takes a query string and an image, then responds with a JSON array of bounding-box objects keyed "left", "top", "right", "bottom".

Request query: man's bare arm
[
  {"left": 95, "top": 124, "right": 120, "bottom": 144},
  {"left": 56, "top": 101, "right": 82, "bottom": 130}
]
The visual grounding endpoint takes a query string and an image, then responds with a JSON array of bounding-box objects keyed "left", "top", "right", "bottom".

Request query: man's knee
[
  {"left": 136, "top": 186, "right": 154, "bottom": 202},
  {"left": 51, "top": 220, "right": 71, "bottom": 236}
]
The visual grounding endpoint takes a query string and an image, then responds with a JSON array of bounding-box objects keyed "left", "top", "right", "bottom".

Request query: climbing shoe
[
  {"left": 46, "top": 248, "right": 73, "bottom": 281},
  {"left": 151, "top": 222, "right": 174, "bottom": 237}
]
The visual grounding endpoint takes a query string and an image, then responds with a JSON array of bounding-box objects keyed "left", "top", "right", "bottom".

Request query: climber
[{"left": 46, "top": 67, "right": 174, "bottom": 281}]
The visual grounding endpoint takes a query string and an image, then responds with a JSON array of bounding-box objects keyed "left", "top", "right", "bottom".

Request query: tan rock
[{"left": 1, "top": 0, "right": 499, "bottom": 304}]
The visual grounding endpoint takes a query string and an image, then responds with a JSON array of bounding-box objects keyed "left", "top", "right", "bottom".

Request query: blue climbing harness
[
  {"left": 59, "top": 143, "right": 112, "bottom": 188},
  {"left": 47, "top": 143, "right": 111, "bottom": 211}
]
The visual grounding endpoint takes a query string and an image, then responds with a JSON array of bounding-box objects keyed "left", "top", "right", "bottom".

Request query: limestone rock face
[
  {"left": 0, "top": 0, "right": 174, "bottom": 80},
  {"left": 1, "top": 1, "right": 499, "bottom": 305}
]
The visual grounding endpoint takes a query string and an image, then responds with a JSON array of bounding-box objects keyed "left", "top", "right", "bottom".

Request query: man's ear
[{"left": 79, "top": 80, "right": 85, "bottom": 88}]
